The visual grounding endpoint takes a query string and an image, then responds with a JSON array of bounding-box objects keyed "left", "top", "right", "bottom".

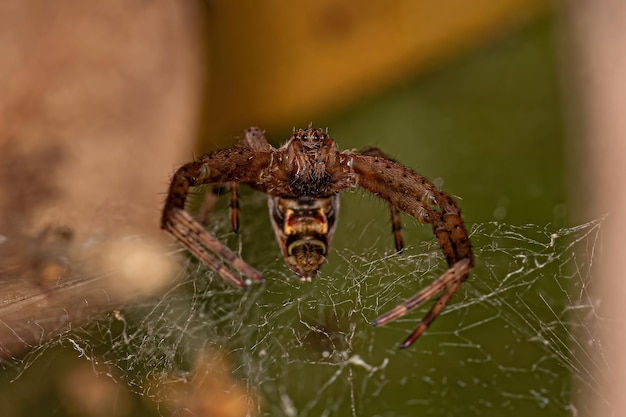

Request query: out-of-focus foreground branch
[
  {"left": 0, "top": 261, "right": 117, "bottom": 360},
  {"left": 0, "top": 1, "right": 205, "bottom": 361},
  {"left": 564, "top": 2, "right": 626, "bottom": 416},
  {"left": 0, "top": 228, "right": 177, "bottom": 361}
]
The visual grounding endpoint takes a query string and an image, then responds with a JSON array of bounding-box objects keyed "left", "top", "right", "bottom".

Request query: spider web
[{"left": 6, "top": 203, "right": 602, "bottom": 417}]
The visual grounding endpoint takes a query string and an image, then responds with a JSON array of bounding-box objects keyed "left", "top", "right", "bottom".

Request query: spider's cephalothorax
[
  {"left": 278, "top": 127, "right": 341, "bottom": 197},
  {"left": 162, "top": 126, "right": 474, "bottom": 349}
]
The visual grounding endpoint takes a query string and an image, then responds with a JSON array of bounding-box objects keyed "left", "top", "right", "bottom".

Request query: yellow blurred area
[{"left": 203, "top": 0, "right": 550, "bottom": 144}]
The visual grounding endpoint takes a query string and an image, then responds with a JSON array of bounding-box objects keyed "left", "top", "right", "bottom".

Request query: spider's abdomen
[
  {"left": 285, "top": 235, "right": 327, "bottom": 278},
  {"left": 268, "top": 195, "right": 339, "bottom": 280}
]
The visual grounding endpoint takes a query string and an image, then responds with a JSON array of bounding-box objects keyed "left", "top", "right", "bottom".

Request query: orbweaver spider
[{"left": 161, "top": 127, "right": 473, "bottom": 348}]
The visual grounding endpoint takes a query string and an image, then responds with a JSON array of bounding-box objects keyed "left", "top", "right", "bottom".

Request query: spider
[{"left": 161, "top": 127, "right": 473, "bottom": 348}]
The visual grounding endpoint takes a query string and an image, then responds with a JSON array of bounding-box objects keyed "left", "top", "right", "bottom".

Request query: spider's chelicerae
[{"left": 161, "top": 127, "right": 473, "bottom": 348}]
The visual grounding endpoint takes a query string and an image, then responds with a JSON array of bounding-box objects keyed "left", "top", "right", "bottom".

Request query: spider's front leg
[
  {"left": 359, "top": 146, "right": 405, "bottom": 253},
  {"left": 161, "top": 144, "right": 272, "bottom": 287},
  {"left": 350, "top": 153, "right": 473, "bottom": 348},
  {"left": 197, "top": 128, "right": 273, "bottom": 233}
]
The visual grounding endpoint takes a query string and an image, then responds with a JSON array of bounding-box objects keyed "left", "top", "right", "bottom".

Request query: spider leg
[
  {"left": 400, "top": 275, "right": 464, "bottom": 348},
  {"left": 162, "top": 145, "right": 272, "bottom": 286},
  {"left": 229, "top": 182, "right": 240, "bottom": 233},
  {"left": 389, "top": 206, "right": 404, "bottom": 253},
  {"left": 350, "top": 153, "right": 473, "bottom": 348},
  {"left": 372, "top": 258, "right": 471, "bottom": 348},
  {"left": 164, "top": 219, "right": 245, "bottom": 287},
  {"left": 224, "top": 127, "right": 271, "bottom": 233},
  {"left": 167, "top": 209, "right": 263, "bottom": 283},
  {"left": 358, "top": 147, "right": 404, "bottom": 252}
]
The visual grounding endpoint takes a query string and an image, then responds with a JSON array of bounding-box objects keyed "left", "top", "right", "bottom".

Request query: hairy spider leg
[
  {"left": 162, "top": 146, "right": 272, "bottom": 286},
  {"left": 351, "top": 154, "right": 473, "bottom": 348},
  {"left": 198, "top": 127, "right": 271, "bottom": 231},
  {"left": 372, "top": 258, "right": 472, "bottom": 348},
  {"left": 200, "top": 182, "right": 240, "bottom": 232},
  {"left": 359, "top": 147, "right": 404, "bottom": 253},
  {"left": 171, "top": 209, "right": 262, "bottom": 280},
  {"left": 400, "top": 269, "right": 467, "bottom": 348},
  {"left": 163, "top": 215, "right": 245, "bottom": 287},
  {"left": 228, "top": 127, "right": 272, "bottom": 233},
  {"left": 389, "top": 207, "right": 404, "bottom": 253},
  {"left": 229, "top": 182, "right": 240, "bottom": 233}
]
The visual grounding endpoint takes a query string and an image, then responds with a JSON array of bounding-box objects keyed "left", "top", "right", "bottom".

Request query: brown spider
[{"left": 161, "top": 127, "right": 473, "bottom": 348}]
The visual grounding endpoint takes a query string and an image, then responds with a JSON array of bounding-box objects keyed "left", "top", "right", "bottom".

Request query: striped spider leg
[
  {"left": 161, "top": 126, "right": 473, "bottom": 348},
  {"left": 161, "top": 128, "right": 272, "bottom": 287},
  {"left": 358, "top": 146, "right": 406, "bottom": 253},
  {"left": 350, "top": 151, "right": 473, "bottom": 348}
]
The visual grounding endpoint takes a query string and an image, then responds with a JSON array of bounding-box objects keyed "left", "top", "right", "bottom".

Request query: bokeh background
[{"left": 1, "top": 1, "right": 624, "bottom": 416}]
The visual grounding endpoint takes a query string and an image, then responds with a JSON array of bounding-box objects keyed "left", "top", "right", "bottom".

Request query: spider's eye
[
  {"left": 313, "top": 133, "right": 320, "bottom": 141},
  {"left": 302, "top": 134, "right": 308, "bottom": 140}
]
